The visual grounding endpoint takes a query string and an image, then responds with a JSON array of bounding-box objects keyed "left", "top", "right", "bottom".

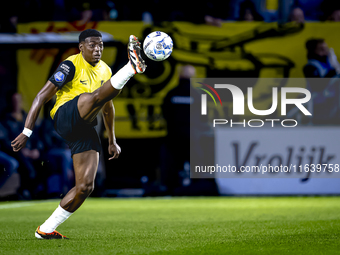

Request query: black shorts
[{"left": 53, "top": 95, "right": 101, "bottom": 157}]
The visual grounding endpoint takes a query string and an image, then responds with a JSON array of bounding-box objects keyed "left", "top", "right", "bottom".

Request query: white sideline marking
[
  {"left": 0, "top": 202, "right": 37, "bottom": 209},
  {"left": 0, "top": 200, "right": 56, "bottom": 209}
]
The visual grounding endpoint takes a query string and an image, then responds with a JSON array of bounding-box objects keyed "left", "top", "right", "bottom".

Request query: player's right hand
[
  {"left": 108, "top": 142, "right": 121, "bottom": 160},
  {"left": 11, "top": 133, "right": 29, "bottom": 152}
]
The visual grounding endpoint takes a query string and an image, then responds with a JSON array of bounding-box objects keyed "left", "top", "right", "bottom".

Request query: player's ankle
[
  {"left": 127, "top": 61, "right": 137, "bottom": 75},
  {"left": 40, "top": 205, "right": 73, "bottom": 233}
]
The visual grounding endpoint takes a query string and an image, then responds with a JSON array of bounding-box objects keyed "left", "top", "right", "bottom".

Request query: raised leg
[{"left": 77, "top": 35, "right": 146, "bottom": 123}]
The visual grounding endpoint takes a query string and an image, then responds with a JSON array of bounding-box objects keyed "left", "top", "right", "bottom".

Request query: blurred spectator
[
  {"left": 38, "top": 113, "right": 74, "bottom": 196},
  {"left": 204, "top": 15, "right": 223, "bottom": 27},
  {"left": 295, "top": 0, "right": 323, "bottom": 21},
  {"left": 161, "top": 65, "right": 218, "bottom": 195},
  {"left": 304, "top": 39, "right": 340, "bottom": 78},
  {"left": 3, "top": 0, "right": 335, "bottom": 24},
  {"left": 161, "top": 65, "right": 195, "bottom": 192},
  {"left": 0, "top": 91, "right": 44, "bottom": 199},
  {"left": 201, "top": 1, "right": 231, "bottom": 26},
  {"left": 238, "top": 0, "right": 264, "bottom": 21},
  {"left": 0, "top": 135, "right": 20, "bottom": 199},
  {"left": 303, "top": 39, "right": 340, "bottom": 124},
  {"left": 144, "top": 0, "right": 230, "bottom": 25},
  {"left": 0, "top": 0, "right": 112, "bottom": 24},
  {"left": 321, "top": 0, "right": 340, "bottom": 21},
  {"left": 0, "top": 1, "right": 18, "bottom": 33},
  {"left": 65, "top": 0, "right": 112, "bottom": 22},
  {"left": 12, "top": 1, "right": 54, "bottom": 23},
  {"left": 327, "top": 10, "right": 340, "bottom": 21},
  {"left": 289, "top": 7, "right": 305, "bottom": 24},
  {"left": 1, "top": 91, "right": 74, "bottom": 198}
]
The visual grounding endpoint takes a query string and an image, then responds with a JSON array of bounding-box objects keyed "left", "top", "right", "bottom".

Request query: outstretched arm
[
  {"left": 11, "top": 81, "right": 58, "bottom": 152},
  {"left": 102, "top": 100, "right": 121, "bottom": 160}
]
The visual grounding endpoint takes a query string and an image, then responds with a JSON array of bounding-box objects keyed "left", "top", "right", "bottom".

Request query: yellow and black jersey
[{"left": 49, "top": 53, "right": 112, "bottom": 119}]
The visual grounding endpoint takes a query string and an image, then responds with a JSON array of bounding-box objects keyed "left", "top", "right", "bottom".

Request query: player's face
[
  {"left": 315, "top": 42, "right": 329, "bottom": 57},
  {"left": 80, "top": 37, "right": 104, "bottom": 66}
]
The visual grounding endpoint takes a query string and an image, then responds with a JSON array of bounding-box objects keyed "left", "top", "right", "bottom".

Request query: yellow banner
[{"left": 17, "top": 21, "right": 340, "bottom": 137}]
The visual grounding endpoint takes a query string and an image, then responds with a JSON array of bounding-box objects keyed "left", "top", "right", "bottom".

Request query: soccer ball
[{"left": 143, "top": 31, "right": 173, "bottom": 61}]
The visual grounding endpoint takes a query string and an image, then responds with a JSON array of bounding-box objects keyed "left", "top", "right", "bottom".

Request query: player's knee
[
  {"left": 80, "top": 92, "right": 101, "bottom": 109},
  {"left": 77, "top": 182, "right": 94, "bottom": 197}
]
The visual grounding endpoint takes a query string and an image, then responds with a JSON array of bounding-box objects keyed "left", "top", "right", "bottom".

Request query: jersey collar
[{"left": 80, "top": 53, "right": 100, "bottom": 69}]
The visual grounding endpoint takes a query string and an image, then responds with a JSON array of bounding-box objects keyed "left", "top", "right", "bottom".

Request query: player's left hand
[
  {"left": 108, "top": 142, "right": 121, "bottom": 160},
  {"left": 11, "top": 133, "right": 29, "bottom": 152}
]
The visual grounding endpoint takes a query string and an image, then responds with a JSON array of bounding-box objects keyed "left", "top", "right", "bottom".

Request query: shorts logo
[{"left": 54, "top": 71, "right": 65, "bottom": 82}]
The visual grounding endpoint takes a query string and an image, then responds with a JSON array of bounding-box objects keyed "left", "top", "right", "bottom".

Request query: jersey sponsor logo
[
  {"left": 80, "top": 79, "right": 87, "bottom": 85},
  {"left": 54, "top": 71, "right": 65, "bottom": 82}
]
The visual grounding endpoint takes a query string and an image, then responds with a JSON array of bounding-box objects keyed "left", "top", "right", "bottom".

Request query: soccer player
[{"left": 11, "top": 29, "right": 146, "bottom": 239}]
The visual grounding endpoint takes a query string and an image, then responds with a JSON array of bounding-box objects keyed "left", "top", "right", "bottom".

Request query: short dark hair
[
  {"left": 305, "top": 38, "right": 325, "bottom": 59},
  {"left": 79, "top": 29, "right": 102, "bottom": 43}
]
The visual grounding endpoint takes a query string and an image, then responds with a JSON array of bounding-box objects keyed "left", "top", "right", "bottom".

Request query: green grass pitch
[{"left": 0, "top": 197, "right": 339, "bottom": 254}]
